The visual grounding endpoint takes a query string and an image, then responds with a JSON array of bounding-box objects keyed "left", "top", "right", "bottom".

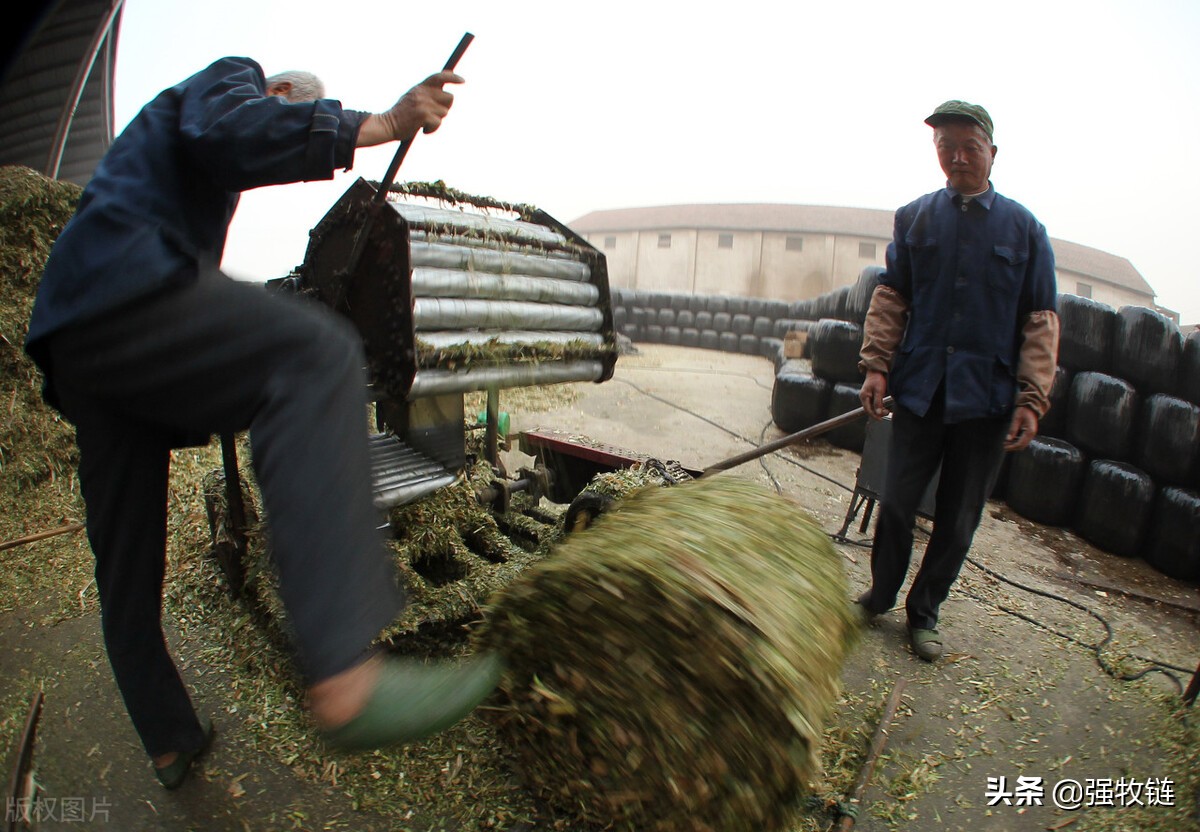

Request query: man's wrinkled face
[{"left": 934, "top": 122, "right": 996, "bottom": 195}]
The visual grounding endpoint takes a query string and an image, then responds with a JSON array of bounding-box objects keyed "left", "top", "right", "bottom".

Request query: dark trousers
[
  {"left": 46, "top": 269, "right": 403, "bottom": 757},
  {"left": 860, "top": 393, "right": 1008, "bottom": 631}
]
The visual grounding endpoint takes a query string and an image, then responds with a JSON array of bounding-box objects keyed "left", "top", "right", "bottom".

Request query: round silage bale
[
  {"left": 738, "top": 333, "right": 760, "bottom": 355},
  {"left": 712, "top": 311, "right": 732, "bottom": 332},
  {"left": 663, "top": 326, "right": 681, "bottom": 346},
  {"left": 759, "top": 336, "right": 784, "bottom": 367},
  {"left": 1143, "top": 487, "right": 1200, "bottom": 582},
  {"left": 1112, "top": 305, "right": 1183, "bottom": 396},
  {"left": 823, "top": 382, "right": 867, "bottom": 452},
  {"left": 1074, "top": 460, "right": 1155, "bottom": 557},
  {"left": 772, "top": 371, "right": 831, "bottom": 433},
  {"left": 670, "top": 293, "right": 690, "bottom": 312},
  {"left": 657, "top": 308, "right": 676, "bottom": 327},
  {"left": 1057, "top": 294, "right": 1116, "bottom": 374},
  {"left": 699, "top": 329, "right": 720, "bottom": 350},
  {"left": 644, "top": 324, "right": 664, "bottom": 344},
  {"left": 718, "top": 331, "right": 740, "bottom": 352},
  {"left": 1132, "top": 394, "right": 1200, "bottom": 486},
  {"left": 709, "top": 295, "right": 730, "bottom": 314},
  {"left": 731, "top": 313, "right": 753, "bottom": 335},
  {"left": 1038, "top": 365, "right": 1073, "bottom": 440},
  {"left": 480, "top": 476, "right": 857, "bottom": 832},
  {"left": 695, "top": 310, "right": 713, "bottom": 330},
  {"left": 680, "top": 327, "right": 700, "bottom": 348},
  {"left": 1066, "top": 371, "right": 1139, "bottom": 461},
  {"left": 808, "top": 319, "right": 865, "bottom": 384},
  {"left": 844, "top": 265, "right": 884, "bottom": 325},
  {"left": 728, "top": 296, "right": 749, "bottom": 315},
  {"left": 675, "top": 309, "right": 695, "bottom": 329},
  {"left": 1005, "top": 437, "right": 1086, "bottom": 526},
  {"left": 752, "top": 315, "right": 773, "bottom": 337},
  {"left": 1180, "top": 330, "right": 1200, "bottom": 406}
]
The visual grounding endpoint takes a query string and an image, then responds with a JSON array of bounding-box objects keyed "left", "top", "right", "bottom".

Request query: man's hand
[
  {"left": 860, "top": 370, "right": 889, "bottom": 420},
  {"left": 1004, "top": 405, "right": 1039, "bottom": 452},
  {"left": 357, "top": 71, "right": 464, "bottom": 148}
]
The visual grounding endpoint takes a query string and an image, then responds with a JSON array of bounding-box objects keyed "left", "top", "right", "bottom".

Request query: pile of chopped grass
[
  {"left": 0, "top": 165, "right": 92, "bottom": 622},
  {"left": 480, "top": 475, "right": 859, "bottom": 831}
]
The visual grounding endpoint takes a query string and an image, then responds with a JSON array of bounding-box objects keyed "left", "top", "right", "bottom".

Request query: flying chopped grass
[{"left": 479, "top": 475, "right": 859, "bottom": 831}]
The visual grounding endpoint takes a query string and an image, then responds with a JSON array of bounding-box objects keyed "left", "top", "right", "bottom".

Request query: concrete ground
[{"left": 2, "top": 343, "right": 1197, "bottom": 831}]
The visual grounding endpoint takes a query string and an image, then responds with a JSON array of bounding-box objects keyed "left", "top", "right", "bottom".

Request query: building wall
[{"left": 588, "top": 228, "right": 888, "bottom": 300}]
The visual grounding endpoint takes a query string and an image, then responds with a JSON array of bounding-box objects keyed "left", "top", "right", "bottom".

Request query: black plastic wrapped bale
[
  {"left": 759, "top": 336, "right": 784, "bottom": 365},
  {"left": 709, "top": 295, "right": 729, "bottom": 314},
  {"left": 699, "top": 329, "right": 720, "bottom": 350},
  {"left": 644, "top": 324, "right": 664, "bottom": 344},
  {"left": 1066, "top": 372, "right": 1139, "bottom": 462},
  {"left": 695, "top": 310, "right": 713, "bottom": 330},
  {"left": 675, "top": 309, "right": 694, "bottom": 329},
  {"left": 762, "top": 299, "right": 789, "bottom": 320},
  {"left": 480, "top": 476, "right": 857, "bottom": 832},
  {"left": 656, "top": 308, "right": 676, "bottom": 327},
  {"left": 824, "top": 383, "right": 867, "bottom": 452},
  {"left": 808, "top": 319, "right": 865, "bottom": 384},
  {"left": 788, "top": 298, "right": 815, "bottom": 321},
  {"left": 1133, "top": 394, "right": 1200, "bottom": 486},
  {"left": 1005, "top": 437, "right": 1086, "bottom": 527},
  {"left": 731, "top": 313, "right": 753, "bottom": 335},
  {"left": 688, "top": 293, "right": 709, "bottom": 313},
  {"left": 739, "top": 334, "right": 760, "bottom": 355},
  {"left": 844, "top": 265, "right": 885, "bottom": 325},
  {"left": 712, "top": 311, "right": 732, "bottom": 332},
  {"left": 1180, "top": 330, "right": 1200, "bottom": 406},
  {"left": 663, "top": 326, "right": 681, "bottom": 346},
  {"left": 752, "top": 316, "right": 773, "bottom": 337},
  {"left": 1075, "top": 460, "right": 1155, "bottom": 557},
  {"left": 670, "top": 293, "right": 690, "bottom": 312},
  {"left": 1057, "top": 294, "right": 1116, "bottom": 374},
  {"left": 1144, "top": 487, "right": 1200, "bottom": 582},
  {"left": 1112, "top": 305, "right": 1184, "bottom": 396},
  {"left": 716, "top": 331, "right": 737, "bottom": 352},
  {"left": 728, "top": 296, "right": 749, "bottom": 315},
  {"left": 680, "top": 327, "right": 700, "bottom": 347},
  {"left": 1038, "top": 366, "right": 1073, "bottom": 439},
  {"left": 772, "top": 371, "right": 832, "bottom": 434}
]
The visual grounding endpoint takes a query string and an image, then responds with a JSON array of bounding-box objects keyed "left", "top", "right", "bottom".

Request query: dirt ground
[{"left": 2, "top": 343, "right": 1197, "bottom": 831}]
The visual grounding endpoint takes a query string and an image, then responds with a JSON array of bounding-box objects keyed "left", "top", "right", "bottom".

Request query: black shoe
[{"left": 154, "top": 716, "right": 214, "bottom": 790}]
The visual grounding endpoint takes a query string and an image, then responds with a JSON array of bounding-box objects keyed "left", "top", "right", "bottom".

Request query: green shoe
[
  {"left": 909, "top": 627, "right": 943, "bottom": 662},
  {"left": 154, "top": 716, "right": 214, "bottom": 790},
  {"left": 322, "top": 652, "right": 503, "bottom": 752}
]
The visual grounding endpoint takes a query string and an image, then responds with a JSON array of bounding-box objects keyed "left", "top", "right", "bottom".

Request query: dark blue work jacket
[
  {"left": 883, "top": 185, "right": 1057, "bottom": 423},
  {"left": 25, "top": 56, "right": 366, "bottom": 376}
]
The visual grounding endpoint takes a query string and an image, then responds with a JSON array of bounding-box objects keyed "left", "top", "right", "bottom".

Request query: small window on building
[
  {"left": 1076, "top": 281, "right": 1093, "bottom": 298},
  {"left": 785, "top": 236, "right": 804, "bottom": 252},
  {"left": 859, "top": 242, "right": 877, "bottom": 259},
  {"left": 717, "top": 233, "right": 734, "bottom": 249},
  {"left": 604, "top": 236, "right": 617, "bottom": 250},
  {"left": 658, "top": 233, "right": 672, "bottom": 248}
]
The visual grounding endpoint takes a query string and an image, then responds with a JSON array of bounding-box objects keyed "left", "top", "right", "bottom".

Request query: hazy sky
[{"left": 114, "top": 0, "right": 1200, "bottom": 323}]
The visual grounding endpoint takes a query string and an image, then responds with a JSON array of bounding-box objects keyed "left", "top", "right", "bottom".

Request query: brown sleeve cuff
[
  {"left": 858, "top": 285, "right": 909, "bottom": 375},
  {"left": 1015, "top": 310, "right": 1061, "bottom": 418}
]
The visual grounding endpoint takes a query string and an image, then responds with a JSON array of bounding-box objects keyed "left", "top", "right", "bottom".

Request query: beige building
[{"left": 571, "top": 203, "right": 1157, "bottom": 310}]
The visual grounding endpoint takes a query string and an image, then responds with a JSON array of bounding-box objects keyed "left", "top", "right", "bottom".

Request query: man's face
[{"left": 934, "top": 122, "right": 996, "bottom": 195}]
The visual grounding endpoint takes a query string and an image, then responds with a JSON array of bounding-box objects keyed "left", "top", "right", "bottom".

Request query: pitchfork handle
[{"left": 371, "top": 32, "right": 475, "bottom": 207}]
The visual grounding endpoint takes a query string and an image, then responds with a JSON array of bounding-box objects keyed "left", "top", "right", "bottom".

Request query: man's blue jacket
[
  {"left": 881, "top": 186, "right": 1057, "bottom": 423},
  {"left": 25, "top": 57, "right": 366, "bottom": 377}
]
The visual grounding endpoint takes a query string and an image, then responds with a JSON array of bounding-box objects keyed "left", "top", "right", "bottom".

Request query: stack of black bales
[{"left": 1008, "top": 295, "right": 1199, "bottom": 582}]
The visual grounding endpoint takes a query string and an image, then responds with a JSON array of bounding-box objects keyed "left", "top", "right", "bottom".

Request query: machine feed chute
[{"left": 291, "top": 179, "right": 618, "bottom": 510}]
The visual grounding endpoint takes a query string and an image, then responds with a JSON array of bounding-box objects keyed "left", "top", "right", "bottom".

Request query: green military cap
[{"left": 924, "top": 100, "right": 994, "bottom": 141}]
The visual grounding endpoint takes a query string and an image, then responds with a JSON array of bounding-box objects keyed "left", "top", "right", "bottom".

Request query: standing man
[
  {"left": 24, "top": 57, "right": 501, "bottom": 788},
  {"left": 856, "top": 100, "right": 1059, "bottom": 662}
]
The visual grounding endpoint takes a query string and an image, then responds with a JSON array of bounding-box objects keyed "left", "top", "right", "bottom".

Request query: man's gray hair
[{"left": 264, "top": 70, "right": 325, "bottom": 103}]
